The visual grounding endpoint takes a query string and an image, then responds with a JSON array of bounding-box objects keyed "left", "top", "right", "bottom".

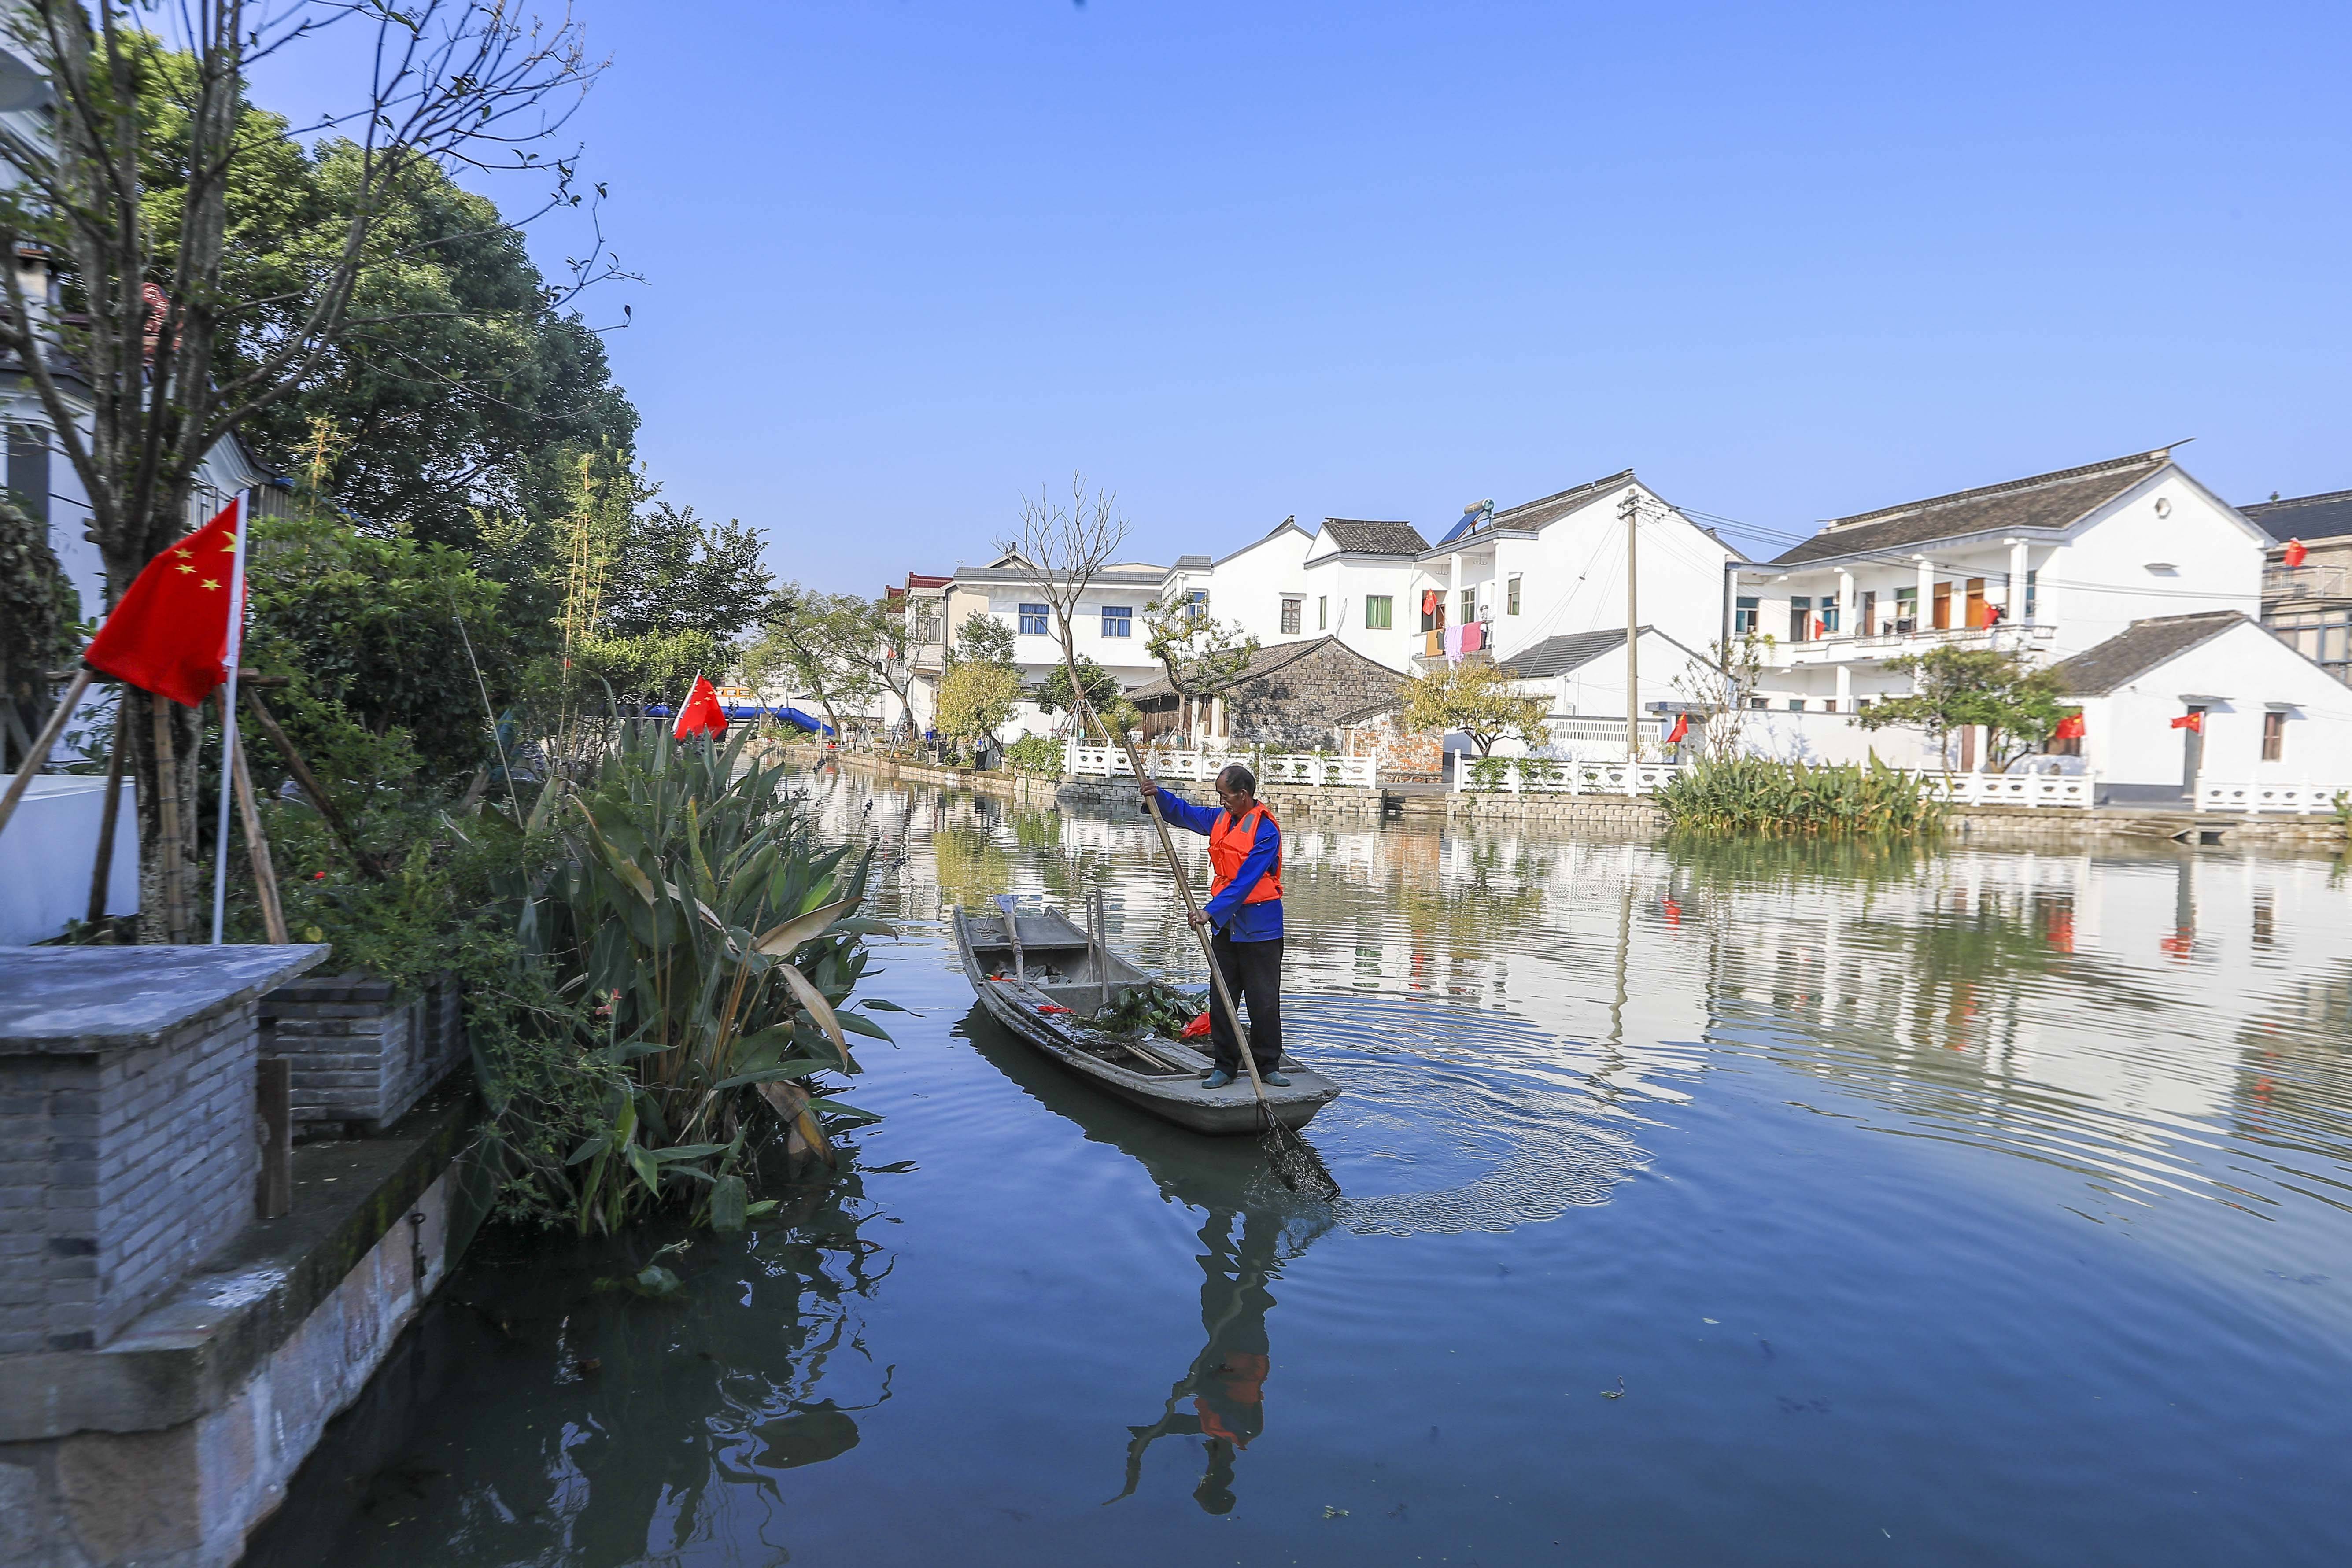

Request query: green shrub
[
  {"left": 1659, "top": 755, "right": 1942, "bottom": 837},
  {"left": 1467, "top": 755, "right": 1511, "bottom": 792},
  {"left": 1005, "top": 734, "right": 1066, "bottom": 775}
]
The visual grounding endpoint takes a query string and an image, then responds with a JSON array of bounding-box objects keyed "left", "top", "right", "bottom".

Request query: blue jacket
[{"left": 1157, "top": 794, "right": 1283, "bottom": 942}]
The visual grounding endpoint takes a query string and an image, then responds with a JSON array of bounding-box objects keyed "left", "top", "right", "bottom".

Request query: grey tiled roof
[
  {"left": 1488, "top": 470, "right": 1637, "bottom": 533},
  {"left": 1772, "top": 449, "right": 2175, "bottom": 566},
  {"left": 2044, "top": 611, "right": 2247, "bottom": 696},
  {"left": 1126, "top": 635, "right": 1392, "bottom": 702},
  {"left": 1500, "top": 627, "right": 1635, "bottom": 678},
  {"left": 2242, "top": 489, "right": 2352, "bottom": 545},
  {"left": 1320, "top": 518, "right": 1430, "bottom": 555}
]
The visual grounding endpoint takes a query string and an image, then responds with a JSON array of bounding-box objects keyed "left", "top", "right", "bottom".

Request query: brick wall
[
  {"left": 1341, "top": 714, "right": 1444, "bottom": 781},
  {"left": 0, "top": 1004, "right": 258, "bottom": 1354},
  {"left": 264, "top": 973, "right": 465, "bottom": 1133},
  {"left": 1227, "top": 642, "right": 1406, "bottom": 752},
  {"left": 260, "top": 973, "right": 466, "bottom": 1136}
]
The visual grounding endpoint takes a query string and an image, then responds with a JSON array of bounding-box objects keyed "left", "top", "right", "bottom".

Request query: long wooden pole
[
  {"left": 230, "top": 728, "right": 288, "bottom": 943},
  {"left": 0, "top": 664, "right": 96, "bottom": 839},
  {"left": 85, "top": 711, "right": 126, "bottom": 926}
]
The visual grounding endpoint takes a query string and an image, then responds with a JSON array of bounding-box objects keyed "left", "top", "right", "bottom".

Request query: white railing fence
[
  {"left": 1064, "top": 744, "right": 1378, "bottom": 789},
  {"left": 1913, "top": 772, "right": 2095, "bottom": 809},
  {"left": 1455, "top": 757, "right": 1686, "bottom": 796},
  {"left": 2196, "top": 782, "right": 2352, "bottom": 817}
]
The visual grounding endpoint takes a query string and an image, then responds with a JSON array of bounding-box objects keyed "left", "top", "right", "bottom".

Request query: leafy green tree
[
  {"left": 947, "top": 612, "right": 1017, "bottom": 670},
  {"left": 1401, "top": 661, "right": 1551, "bottom": 756},
  {"left": 1854, "top": 646, "right": 2071, "bottom": 770},
  {"left": 744, "top": 587, "right": 886, "bottom": 739},
  {"left": 934, "top": 662, "right": 1023, "bottom": 758},
  {"left": 1142, "top": 594, "right": 1259, "bottom": 741}
]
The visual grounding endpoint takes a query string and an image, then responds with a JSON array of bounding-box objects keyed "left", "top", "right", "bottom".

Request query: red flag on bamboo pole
[
  {"left": 1666, "top": 712, "right": 1690, "bottom": 744},
  {"left": 81, "top": 499, "right": 245, "bottom": 707},
  {"left": 673, "top": 675, "right": 728, "bottom": 740},
  {"left": 2283, "top": 539, "right": 2309, "bottom": 568},
  {"left": 2169, "top": 711, "right": 2203, "bottom": 732}
]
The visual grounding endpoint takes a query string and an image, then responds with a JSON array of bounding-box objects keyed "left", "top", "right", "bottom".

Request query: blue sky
[{"left": 257, "top": 1, "right": 2352, "bottom": 587}]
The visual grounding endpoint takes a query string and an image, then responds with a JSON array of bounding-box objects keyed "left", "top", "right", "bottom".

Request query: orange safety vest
[{"left": 1207, "top": 803, "right": 1283, "bottom": 905}]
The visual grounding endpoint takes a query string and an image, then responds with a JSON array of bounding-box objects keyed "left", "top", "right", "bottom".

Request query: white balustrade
[
  {"left": 1063, "top": 743, "right": 1377, "bottom": 788},
  {"left": 1454, "top": 757, "right": 1686, "bottom": 795},
  {"left": 2196, "top": 782, "right": 2352, "bottom": 816},
  {"left": 1913, "top": 771, "right": 2094, "bottom": 809}
]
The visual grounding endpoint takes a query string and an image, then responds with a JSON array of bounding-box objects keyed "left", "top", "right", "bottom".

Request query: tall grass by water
[{"left": 1659, "top": 755, "right": 1943, "bottom": 837}]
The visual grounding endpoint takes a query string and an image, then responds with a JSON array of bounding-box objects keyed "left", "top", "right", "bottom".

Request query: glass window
[
  {"left": 1734, "top": 596, "right": 1758, "bottom": 635},
  {"left": 1281, "top": 597, "right": 1302, "bottom": 635},
  {"left": 2326, "top": 624, "right": 2349, "bottom": 665},
  {"left": 1100, "top": 605, "right": 1131, "bottom": 638},
  {"left": 2263, "top": 711, "right": 2286, "bottom": 762},
  {"left": 1820, "top": 595, "right": 1840, "bottom": 634},
  {"left": 1460, "top": 588, "right": 1477, "bottom": 627},
  {"left": 1317, "top": 595, "right": 1327, "bottom": 631},
  {"left": 1018, "top": 603, "right": 1049, "bottom": 636},
  {"left": 1788, "top": 596, "right": 1813, "bottom": 643},
  {"left": 1787, "top": 698, "right": 1805, "bottom": 711},
  {"left": 2024, "top": 569, "right": 2037, "bottom": 624},
  {"left": 1365, "top": 594, "right": 1394, "bottom": 630},
  {"left": 1894, "top": 585, "right": 1918, "bottom": 631},
  {"left": 1182, "top": 589, "right": 1209, "bottom": 624},
  {"left": 1507, "top": 575, "right": 1522, "bottom": 615}
]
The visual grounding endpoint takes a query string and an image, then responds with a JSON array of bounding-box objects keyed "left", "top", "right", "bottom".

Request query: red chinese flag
[
  {"left": 2169, "top": 711, "right": 2203, "bottom": 732},
  {"left": 2283, "top": 538, "right": 2309, "bottom": 568},
  {"left": 1666, "top": 712, "right": 1690, "bottom": 744},
  {"left": 672, "top": 675, "right": 729, "bottom": 740},
  {"left": 81, "top": 500, "right": 244, "bottom": 707},
  {"left": 2053, "top": 713, "right": 2086, "bottom": 740}
]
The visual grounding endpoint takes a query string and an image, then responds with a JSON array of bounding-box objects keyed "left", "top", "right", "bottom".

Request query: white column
[
  {"left": 1837, "top": 570, "right": 1855, "bottom": 636},
  {"left": 1448, "top": 552, "right": 1462, "bottom": 660},
  {"left": 1915, "top": 556, "right": 1935, "bottom": 630},
  {"left": 1835, "top": 663, "right": 1852, "bottom": 712},
  {"left": 2007, "top": 539, "right": 2030, "bottom": 624}
]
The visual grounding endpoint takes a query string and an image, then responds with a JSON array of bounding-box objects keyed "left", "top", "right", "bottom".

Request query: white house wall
[
  {"left": 1297, "top": 539, "right": 1423, "bottom": 671},
  {"left": 2077, "top": 621, "right": 2352, "bottom": 791},
  {"left": 1451, "top": 485, "right": 1732, "bottom": 664},
  {"left": 2046, "top": 472, "right": 2265, "bottom": 658}
]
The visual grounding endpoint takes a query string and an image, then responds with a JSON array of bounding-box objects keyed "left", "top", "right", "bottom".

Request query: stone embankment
[
  {"left": 0, "top": 946, "right": 482, "bottom": 1568},
  {"left": 776, "top": 743, "right": 2347, "bottom": 847}
]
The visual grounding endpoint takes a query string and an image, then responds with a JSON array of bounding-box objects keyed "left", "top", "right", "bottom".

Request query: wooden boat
[{"left": 950, "top": 903, "right": 1342, "bottom": 1136}]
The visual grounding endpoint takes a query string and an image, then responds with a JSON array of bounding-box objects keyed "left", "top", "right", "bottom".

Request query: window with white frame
[
  {"left": 1100, "top": 605, "right": 1132, "bottom": 638},
  {"left": 1365, "top": 594, "right": 1393, "bottom": 630},
  {"left": 1018, "top": 603, "right": 1049, "bottom": 636},
  {"left": 1317, "top": 595, "right": 1328, "bottom": 631},
  {"left": 1280, "top": 597, "right": 1302, "bottom": 635},
  {"left": 1734, "top": 596, "right": 1758, "bottom": 635},
  {"left": 1507, "top": 575, "right": 1522, "bottom": 615}
]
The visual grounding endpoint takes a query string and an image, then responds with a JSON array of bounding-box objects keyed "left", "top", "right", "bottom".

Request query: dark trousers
[{"left": 1207, "top": 932, "right": 1283, "bottom": 1077}]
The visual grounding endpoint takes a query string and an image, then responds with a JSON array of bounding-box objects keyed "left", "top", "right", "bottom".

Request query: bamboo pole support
[
  {"left": 241, "top": 688, "right": 387, "bottom": 880},
  {"left": 230, "top": 728, "right": 288, "bottom": 943},
  {"left": 151, "top": 690, "right": 188, "bottom": 943},
  {"left": 0, "top": 664, "right": 96, "bottom": 840},
  {"left": 85, "top": 713, "right": 126, "bottom": 926}
]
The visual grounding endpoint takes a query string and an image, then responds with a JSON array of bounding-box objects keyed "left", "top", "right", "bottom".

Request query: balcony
[
  {"left": 1759, "top": 621, "right": 2055, "bottom": 669},
  {"left": 2265, "top": 563, "right": 2352, "bottom": 605}
]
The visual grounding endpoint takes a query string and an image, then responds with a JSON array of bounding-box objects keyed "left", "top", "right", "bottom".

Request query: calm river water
[{"left": 246, "top": 773, "right": 2352, "bottom": 1567}]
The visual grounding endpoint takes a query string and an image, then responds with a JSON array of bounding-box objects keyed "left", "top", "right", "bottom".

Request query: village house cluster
[{"left": 803, "top": 446, "right": 2352, "bottom": 806}]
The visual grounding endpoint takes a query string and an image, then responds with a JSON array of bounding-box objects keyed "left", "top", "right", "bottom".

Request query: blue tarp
[
  {"left": 769, "top": 706, "right": 834, "bottom": 734},
  {"left": 631, "top": 703, "right": 834, "bottom": 736}
]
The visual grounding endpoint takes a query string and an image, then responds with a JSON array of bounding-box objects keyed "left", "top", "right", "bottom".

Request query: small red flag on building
[
  {"left": 81, "top": 499, "right": 245, "bottom": 707},
  {"left": 672, "top": 675, "right": 729, "bottom": 740},
  {"left": 2053, "top": 713, "right": 2086, "bottom": 740},
  {"left": 2283, "top": 538, "right": 2309, "bottom": 568},
  {"left": 2169, "top": 711, "right": 2203, "bottom": 732},
  {"left": 1666, "top": 712, "right": 1690, "bottom": 744}
]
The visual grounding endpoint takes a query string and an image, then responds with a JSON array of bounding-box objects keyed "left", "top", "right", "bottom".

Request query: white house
[
  {"left": 1731, "top": 447, "right": 2273, "bottom": 770},
  {"left": 1411, "top": 471, "right": 1736, "bottom": 672},
  {"left": 938, "top": 553, "right": 1172, "bottom": 742},
  {"left": 1493, "top": 625, "right": 1723, "bottom": 760},
  {"left": 1157, "top": 517, "right": 1320, "bottom": 652},
  {"left": 2042, "top": 610, "right": 2352, "bottom": 806},
  {"left": 1293, "top": 517, "right": 1433, "bottom": 670}
]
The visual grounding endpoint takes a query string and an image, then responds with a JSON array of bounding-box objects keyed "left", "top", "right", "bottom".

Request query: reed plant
[
  {"left": 475, "top": 719, "right": 899, "bottom": 1235},
  {"left": 1659, "top": 755, "right": 1943, "bottom": 837}
]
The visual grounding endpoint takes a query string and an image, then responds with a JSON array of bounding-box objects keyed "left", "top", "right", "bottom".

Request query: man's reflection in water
[{"left": 1112, "top": 1204, "right": 1283, "bottom": 1513}]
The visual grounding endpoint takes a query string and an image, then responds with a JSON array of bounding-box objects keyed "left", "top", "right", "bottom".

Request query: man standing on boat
[{"left": 1139, "top": 764, "right": 1289, "bottom": 1091}]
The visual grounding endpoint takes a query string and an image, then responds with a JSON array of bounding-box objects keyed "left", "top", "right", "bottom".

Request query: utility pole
[{"left": 1621, "top": 488, "right": 1640, "bottom": 796}]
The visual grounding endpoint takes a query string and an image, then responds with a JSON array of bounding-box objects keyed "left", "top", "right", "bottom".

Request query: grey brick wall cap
[
  {"left": 0, "top": 945, "right": 331, "bottom": 1053},
  {"left": 0, "top": 1088, "right": 471, "bottom": 1440}
]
